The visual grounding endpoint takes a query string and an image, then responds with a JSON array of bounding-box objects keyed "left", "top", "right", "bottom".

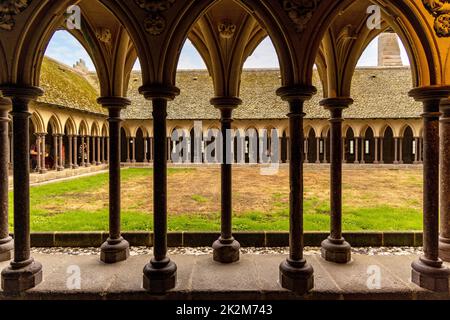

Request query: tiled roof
[
  {"left": 38, "top": 57, "right": 422, "bottom": 120},
  {"left": 124, "top": 67, "right": 422, "bottom": 120}
]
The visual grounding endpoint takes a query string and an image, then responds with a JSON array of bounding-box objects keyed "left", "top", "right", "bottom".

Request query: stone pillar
[
  {"left": 80, "top": 136, "right": 85, "bottom": 167},
  {"left": 35, "top": 133, "right": 41, "bottom": 173},
  {"left": 354, "top": 137, "right": 359, "bottom": 163},
  {"left": 439, "top": 99, "right": 450, "bottom": 262},
  {"left": 91, "top": 136, "right": 96, "bottom": 166},
  {"left": 101, "top": 137, "right": 106, "bottom": 164},
  {"left": 86, "top": 136, "right": 91, "bottom": 167},
  {"left": 40, "top": 134, "right": 47, "bottom": 173},
  {"left": 140, "top": 85, "right": 179, "bottom": 293},
  {"left": 360, "top": 138, "right": 365, "bottom": 164},
  {"left": 96, "top": 136, "right": 101, "bottom": 165},
  {"left": 399, "top": 137, "right": 404, "bottom": 164},
  {"left": 126, "top": 137, "right": 130, "bottom": 163},
  {"left": 315, "top": 137, "right": 320, "bottom": 163},
  {"left": 106, "top": 137, "right": 110, "bottom": 164},
  {"left": 211, "top": 97, "right": 241, "bottom": 263},
  {"left": 97, "top": 97, "right": 131, "bottom": 264},
  {"left": 342, "top": 137, "right": 346, "bottom": 163},
  {"left": 380, "top": 137, "right": 384, "bottom": 164},
  {"left": 149, "top": 137, "right": 153, "bottom": 162},
  {"left": 320, "top": 98, "right": 353, "bottom": 264},
  {"left": 374, "top": 137, "right": 379, "bottom": 164},
  {"left": 73, "top": 136, "right": 79, "bottom": 169},
  {"left": 409, "top": 86, "right": 450, "bottom": 292},
  {"left": 413, "top": 137, "right": 420, "bottom": 164},
  {"left": 144, "top": 138, "right": 149, "bottom": 163},
  {"left": 276, "top": 85, "right": 316, "bottom": 294},
  {"left": 322, "top": 137, "right": 327, "bottom": 163},
  {"left": 0, "top": 97, "right": 13, "bottom": 262},
  {"left": 58, "top": 135, "right": 64, "bottom": 170},
  {"left": 53, "top": 135, "right": 58, "bottom": 170},
  {"left": 0, "top": 86, "right": 43, "bottom": 292},
  {"left": 68, "top": 135, "right": 73, "bottom": 169},
  {"left": 131, "top": 137, "right": 136, "bottom": 163},
  {"left": 394, "top": 138, "right": 399, "bottom": 164}
]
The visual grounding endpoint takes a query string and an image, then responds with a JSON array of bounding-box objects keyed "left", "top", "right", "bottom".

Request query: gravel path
[{"left": 31, "top": 246, "right": 424, "bottom": 256}]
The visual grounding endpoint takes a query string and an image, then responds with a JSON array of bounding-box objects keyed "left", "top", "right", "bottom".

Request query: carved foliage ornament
[
  {"left": 134, "top": 0, "right": 175, "bottom": 36},
  {"left": 281, "top": 0, "right": 321, "bottom": 33},
  {"left": 0, "top": 0, "right": 31, "bottom": 31},
  {"left": 218, "top": 21, "right": 236, "bottom": 39},
  {"left": 423, "top": 0, "right": 450, "bottom": 37}
]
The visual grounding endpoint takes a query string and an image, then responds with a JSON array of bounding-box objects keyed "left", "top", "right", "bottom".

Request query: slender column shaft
[
  {"left": 374, "top": 137, "right": 379, "bottom": 163},
  {"left": 0, "top": 100, "right": 13, "bottom": 261},
  {"left": 414, "top": 138, "right": 419, "bottom": 163},
  {"left": 394, "top": 138, "right": 399, "bottom": 164},
  {"left": 440, "top": 100, "right": 450, "bottom": 261},
  {"left": 59, "top": 135, "right": 64, "bottom": 170},
  {"left": 53, "top": 135, "right": 58, "bottom": 170},
  {"left": 315, "top": 138, "right": 320, "bottom": 163},
  {"left": 342, "top": 137, "right": 346, "bottom": 163},
  {"left": 153, "top": 99, "right": 168, "bottom": 261},
  {"left": 289, "top": 100, "right": 305, "bottom": 261},
  {"left": 86, "top": 136, "right": 91, "bottom": 166},
  {"left": 380, "top": 138, "right": 384, "bottom": 163},
  {"left": 101, "top": 137, "right": 105, "bottom": 163},
  {"left": 68, "top": 136, "right": 73, "bottom": 168},
  {"left": 221, "top": 110, "right": 232, "bottom": 239},
  {"left": 361, "top": 138, "right": 365, "bottom": 163},
  {"left": 11, "top": 99, "right": 32, "bottom": 262},
  {"left": 322, "top": 137, "right": 327, "bottom": 163},
  {"left": 399, "top": 138, "right": 403, "bottom": 164},
  {"left": 329, "top": 112, "right": 344, "bottom": 239},
  {"left": 35, "top": 134, "right": 41, "bottom": 172},
  {"left": 108, "top": 112, "right": 122, "bottom": 240},
  {"left": 354, "top": 138, "right": 359, "bottom": 163},
  {"left": 73, "top": 136, "right": 78, "bottom": 168},
  {"left": 132, "top": 137, "right": 136, "bottom": 163},
  {"left": 80, "top": 136, "right": 85, "bottom": 167},
  {"left": 107, "top": 137, "right": 110, "bottom": 163},
  {"left": 97, "top": 136, "right": 101, "bottom": 164},
  {"left": 91, "top": 136, "right": 96, "bottom": 165},
  {"left": 126, "top": 137, "right": 130, "bottom": 163},
  {"left": 40, "top": 135, "right": 46, "bottom": 172}
]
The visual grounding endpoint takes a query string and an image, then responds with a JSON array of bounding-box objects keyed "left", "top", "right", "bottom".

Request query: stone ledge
[
  {"left": 21, "top": 231, "right": 423, "bottom": 248},
  {"left": 0, "top": 253, "right": 448, "bottom": 300}
]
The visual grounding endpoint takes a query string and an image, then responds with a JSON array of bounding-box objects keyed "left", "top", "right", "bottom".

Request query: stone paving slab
[{"left": 0, "top": 253, "right": 449, "bottom": 300}]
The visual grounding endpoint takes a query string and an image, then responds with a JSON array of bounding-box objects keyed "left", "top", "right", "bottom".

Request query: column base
[
  {"left": 1, "top": 259, "right": 43, "bottom": 293},
  {"left": 320, "top": 237, "right": 351, "bottom": 264},
  {"left": 143, "top": 258, "right": 177, "bottom": 293},
  {"left": 72, "top": 164, "right": 79, "bottom": 169},
  {"left": 411, "top": 257, "right": 450, "bottom": 292},
  {"left": 0, "top": 237, "right": 13, "bottom": 262},
  {"left": 39, "top": 169, "right": 47, "bottom": 174},
  {"left": 279, "top": 258, "right": 314, "bottom": 294},
  {"left": 100, "top": 238, "right": 130, "bottom": 264},
  {"left": 373, "top": 161, "right": 379, "bottom": 164},
  {"left": 212, "top": 237, "right": 240, "bottom": 263},
  {"left": 57, "top": 167, "right": 64, "bottom": 172},
  {"left": 393, "top": 161, "right": 399, "bottom": 165},
  {"left": 85, "top": 164, "right": 91, "bottom": 168},
  {"left": 96, "top": 162, "right": 101, "bottom": 166},
  {"left": 439, "top": 237, "right": 450, "bottom": 262}
]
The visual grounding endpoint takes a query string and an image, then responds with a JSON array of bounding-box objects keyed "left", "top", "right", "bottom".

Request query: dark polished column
[
  {"left": 97, "top": 97, "right": 131, "bottom": 264},
  {"left": 0, "top": 97, "right": 13, "bottom": 262},
  {"left": 399, "top": 137, "right": 404, "bottom": 164},
  {"left": 409, "top": 86, "right": 450, "bottom": 292},
  {"left": 68, "top": 135, "right": 73, "bottom": 169},
  {"left": 320, "top": 98, "right": 353, "bottom": 264},
  {"left": 40, "top": 134, "right": 47, "bottom": 173},
  {"left": 394, "top": 137, "right": 399, "bottom": 164},
  {"left": 439, "top": 99, "right": 450, "bottom": 262},
  {"left": 354, "top": 137, "right": 359, "bottom": 164},
  {"left": 276, "top": 85, "right": 316, "bottom": 294},
  {"left": 86, "top": 136, "right": 91, "bottom": 167},
  {"left": 211, "top": 97, "right": 242, "bottom": 263},
  {"left": 1, "top": 86, "right": 43, "bottom": 292},
  {"left": 131, "top": 137, "right": 136, "bottom": 163},
  {"left": 96, "top": 136, "right": 101, "bottom": 165},
  {"left": 140, "top": 85, "right": 180, "bottom": 293},
  {"left": 80, "top": 136, "right": 85, "bottom": 167}
]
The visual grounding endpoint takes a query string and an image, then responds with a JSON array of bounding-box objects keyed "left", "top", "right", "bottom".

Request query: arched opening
[
  {"left": 135, "top": 128, "right": 145, "bottom": 163},
  {"left": 120, "top": 127, "right": 128, "bottom": 163},
  {"left": 281, "top": 130, "right": 288, "bottom": 163},
  {"left": 362, "top": 127, "right": 375, "bottom": 164},
  {"left": 383, "top": 126, "right": 395, "bottom": 164},
  {"left": 345, "top": 127, "right": 355, "bottom": 163},
  {"left": 402, "top": 126, "right": 414, "bottom": 164},
  {"left": 307, "top": 128, "right": 317, "bottom": 164}
]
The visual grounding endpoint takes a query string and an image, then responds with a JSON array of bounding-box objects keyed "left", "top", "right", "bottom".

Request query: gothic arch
[
  {"left": 47, "top": 115, "right": 63, "bottom": 135},
  {"left": 64, "top": 117, "right": 77, "bottom": 136}
]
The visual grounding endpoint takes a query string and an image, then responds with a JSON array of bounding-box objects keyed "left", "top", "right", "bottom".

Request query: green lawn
[{"left": 8, "top": 168, "right": 423, "bottom": 232}]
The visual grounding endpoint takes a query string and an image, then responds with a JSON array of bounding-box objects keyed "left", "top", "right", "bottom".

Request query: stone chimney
[
  {"left": 378, "top": 33, "right": 403, "bottom": 67},
  {"left": 73, "top": 58, "right": 89, "bottom": 74}
]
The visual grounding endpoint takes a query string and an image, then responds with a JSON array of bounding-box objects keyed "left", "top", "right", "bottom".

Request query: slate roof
[
  {"left": 38, "top": 57, "right": 422, "bottom": 120},
  {"left": 124, "top": 67, "right": 422, "bottom": 120}
]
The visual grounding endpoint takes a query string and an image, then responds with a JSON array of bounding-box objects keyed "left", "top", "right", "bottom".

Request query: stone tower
[{"left": 378, "top": 33, "right": 403, "bottom": 67}]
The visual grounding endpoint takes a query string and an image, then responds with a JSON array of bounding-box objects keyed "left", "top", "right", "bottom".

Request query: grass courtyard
[{"left": 8, "top": 167, "right": 423, "bottom": 232}]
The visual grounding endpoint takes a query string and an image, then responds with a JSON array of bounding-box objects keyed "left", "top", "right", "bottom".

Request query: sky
[{"left": 45, "top": 30, "right": 410, "bottom": 72}]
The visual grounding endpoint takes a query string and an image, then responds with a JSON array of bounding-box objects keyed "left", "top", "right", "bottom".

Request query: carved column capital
[{"left": 139, "top": 84, "right": 180, "bottom": 101}]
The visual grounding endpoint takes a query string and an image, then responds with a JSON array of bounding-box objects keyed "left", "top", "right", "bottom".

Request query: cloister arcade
[{"left": 1, "top": 0, "right": 450, "bottom": 297}]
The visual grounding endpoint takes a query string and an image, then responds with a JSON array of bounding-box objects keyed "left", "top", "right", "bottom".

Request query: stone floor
[{"left": 1, "top": 250, "right": 449, "bottom": 300}]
